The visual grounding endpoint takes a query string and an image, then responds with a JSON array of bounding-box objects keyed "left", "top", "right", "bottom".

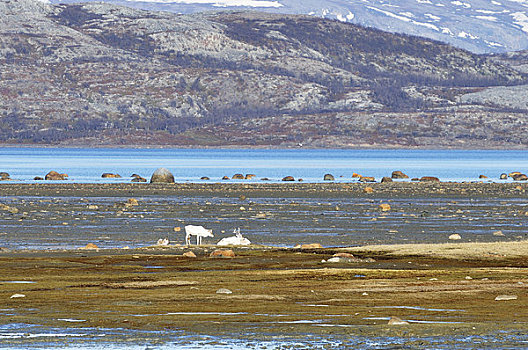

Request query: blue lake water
[{"left": 0, "top": 148, "right": 527, "bottom": 183}]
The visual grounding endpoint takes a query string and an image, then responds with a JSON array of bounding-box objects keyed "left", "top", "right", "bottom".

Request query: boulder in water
[
  {"left": 323, "top": 174, "right": 335, "bottom": 181},
  {"left": 150, "top": 168, "right": 175, "bottom": 183},
  {"left": 102, "top": 173, "right": 121, "bottom": 178},
  {"left": 419, "top": 176, "right": 440, "bottom": 182},
  {"left": 45, "top": 171, "right": 67, "bottom": 180},
  {"left": 391, "top": 171, "right": 409, "bottom": 179}
]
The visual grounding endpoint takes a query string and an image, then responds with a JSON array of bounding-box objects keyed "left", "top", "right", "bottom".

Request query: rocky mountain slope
[
  {"left": 52, "top": 0, "right": 528, "bottom": 54},
  {"left": 1, "top": 0, "right": 528, "bottom": 148}
]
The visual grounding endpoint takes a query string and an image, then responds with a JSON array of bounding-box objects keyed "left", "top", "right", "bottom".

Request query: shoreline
[{"left": 0, "top": 181, "right": 526, "bottom": 198}]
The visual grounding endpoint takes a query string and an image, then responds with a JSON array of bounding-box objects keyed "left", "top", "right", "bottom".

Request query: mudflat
[{"left": 0, "top": 182, "right": 527, "bottom": 348}]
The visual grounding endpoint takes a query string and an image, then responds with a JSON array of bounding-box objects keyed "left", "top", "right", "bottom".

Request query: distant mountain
[
  {"left": 2, "top": 0, "right": 528, "bottom": 148},
  {"left": 50, "top": 0, "right": 528, "bottom": 53}
]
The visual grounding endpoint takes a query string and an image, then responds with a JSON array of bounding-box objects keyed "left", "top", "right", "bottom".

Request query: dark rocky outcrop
[
  {"left": 150, "top": 168, "right": 175, "bottom": 183},
  {"left": 200, "top": 176, "right": 210, "bottom": 180},
  {"left": 0, "top": 172, "right": 10, "bottom": 180},
  {"left": 381, "top": 176, "right": 393, "bottom": 183},
  {"left": 245, "top": 174, "right": 256, "bottom": 180},
  {"left": 232, "top": 174, "right": 244, "bottom": 180},
  {"left": 282, "top": 176, "right": 295, "bottom": 181}
]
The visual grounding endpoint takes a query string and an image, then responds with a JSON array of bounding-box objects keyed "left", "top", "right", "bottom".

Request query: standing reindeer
[{"left": 185, "top": 225, "right": 214, "bottom": 245}]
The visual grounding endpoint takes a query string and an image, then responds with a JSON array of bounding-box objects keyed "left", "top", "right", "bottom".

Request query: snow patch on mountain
[
  {"left": 512, "top": 11, "right": 528, "bottom": 32},
  {"left": 475, "top": 15, "right": 498, "bottom": 21}
]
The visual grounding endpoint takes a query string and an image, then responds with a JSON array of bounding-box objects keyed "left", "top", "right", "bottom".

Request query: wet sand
[{"left": 0, "top": 182, "right": 527, "bottom": 348}]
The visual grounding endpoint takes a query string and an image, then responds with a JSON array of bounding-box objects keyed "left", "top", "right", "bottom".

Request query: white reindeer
[
  {"left": 185, "top": 225, "right": 214, "bottom": 245},
  {"left": 217, "top": 228, "right": 251, "bottom": 246}
]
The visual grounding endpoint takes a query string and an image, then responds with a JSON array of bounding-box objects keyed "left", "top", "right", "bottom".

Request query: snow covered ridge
[
  {"left": 49, "top": 0, "right": 528, "bottom": 53},
  {"left": 121, "top": 0, "right": 282, "bottom": 7}
]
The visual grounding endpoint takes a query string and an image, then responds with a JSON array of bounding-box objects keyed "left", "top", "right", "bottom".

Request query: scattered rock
[
  {"left": 79, "top": 243, "right": 99, "bottom": 250},
  {"left": 363, "top": 187, "right": 374, "bottom": 193},
  {"left": 245, "top": 174, "right": 256, "bottom": 180},
  {"left": 150, "top": 168, "right": 175, "bottom": 183},
  {"left": 222, "top": 176, "right": 230, "bottom": 180},
  {"left": 420, "top": 176, "right": 440, "bottom": 182},
  {"left": 282, "top": 176, "right": 295, "bottom": 181},
  {"left": 131, "top": 174, "right": 142, "bottom": 179},
  {"left": 33, "top": 176, "right": 44, "bottom": 180},
  {"left": 294, "top": 243, "right": 323, "bottom": 249},
  {"left": 261, "top": 177, "right": 270, "bottom": 181},
  {"left": 359, "top": 176, "right": 375, "bottom": 182},
  {"left": 379, "top": 203, "right": 391, "bottom": 211},
  {"left": 509, "top": 171, "right": 522, "bottom": 178},
  {"left": 391, "top": 171, "right": 409, "bottom": 179},
  {"left": 0, "top": 204, "right": 19, "bottom": 214},
  {"left": 45, "top": 171, "right": 67, "bottom": 180},
  {"left": 495, "top": 295, "right": 518, "bottom": 301},
  {"left": 10, "top": 293, "right": 26, "bottom": 299},
  {"left": 479, "top": 175, "right": 488, "bottom": 179},
  {"left": 499, "top": 173, "right": 508, "bottom": 180},
  {"left": 493, "top": 230, "right": 505, "bottom": 237},
  {"left": 512, "top": 173, "right": 528, "bottom": 181},
  {"left": 131, "top": 176, "right": 147, "bottom": 182},
  {"left": 449, "top": 233, "right": 462, "bottom": 240},
  {"left": 352, "top": 173, "right": 361, "bottom": 178},
  {"left": 387, "top": 316, "right": 409, "bottom": 325},
  {"left": 210, "top": 249, "right": 235, "bottom": 258},
  {"left": 127, "top": 198, "right": 139, "bottom": 206},
  {"left": 411, "top": 177, "right": 420, "bottom": 181},
  {"left": 232, "top": 174, "right": 244, "bottom": 180},
  {"left": 183, "top": 251, "right": 197, "bottom": 258},
  {"left": 381, "top": 176, "right": 393, "bottom": 183},
  {"left": 173, "top": 227, "right": 181, "bottom": 232},
  {"left": 200, "top": 176, "right": 210, "bottom": 180},
  {"left": 323, "top": 174, "right": 335, "bottom": 181},
  {"left": 216, "top": 288, "right": 232, "bottom": 294},
  {"left": 0, "top": 172, "right": 10, "bottom": 181},
  {"left": 102, "top": 173, "right": 121, "bottom": 178},
  {"left": 87, "top": 205, "right": 99, "bottom": 210},
  {"left": 239, "top": 195, "right": 246, "bottom": 201}
]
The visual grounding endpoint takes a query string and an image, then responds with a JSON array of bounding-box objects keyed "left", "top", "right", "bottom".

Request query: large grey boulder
[{"left": 150, "top": 168, "right": 175, "bottom": 183}]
